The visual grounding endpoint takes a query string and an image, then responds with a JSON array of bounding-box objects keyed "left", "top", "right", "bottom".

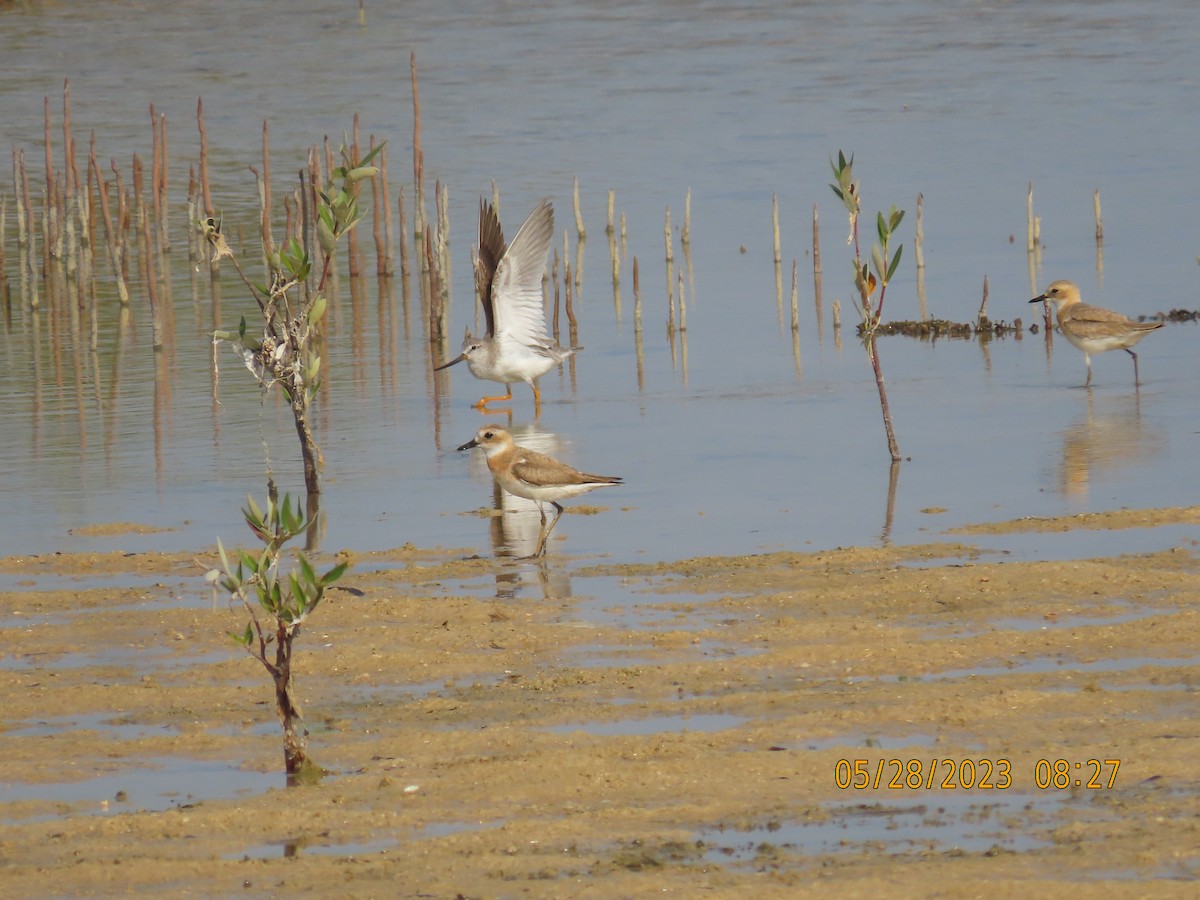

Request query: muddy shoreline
[{"left": 1, "top": 509, "right": 1199, "bottom": 896}]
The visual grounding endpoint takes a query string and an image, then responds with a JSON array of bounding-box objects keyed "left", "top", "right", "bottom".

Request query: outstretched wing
[
  {"left": 491, "top": 199, "right": 554, "bottom": 349},
  {"left": 475, "top": 199, "right": 507, "bottom": 338}
]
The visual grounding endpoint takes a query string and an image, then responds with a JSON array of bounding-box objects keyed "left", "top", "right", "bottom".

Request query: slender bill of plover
[
  {"left": 456, "top": 425, "right": 621, "bottom": 557},
  {"left": 435, "top": 199, "right": 580, "bottom": 415},
  {"left": 1030, "top": 279, "right": 1163, "bottom": 387}
]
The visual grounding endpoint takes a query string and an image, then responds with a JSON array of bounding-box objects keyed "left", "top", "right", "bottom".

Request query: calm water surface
[{"left": 1, "top": 0, "right": 1198, "bottom": 570}]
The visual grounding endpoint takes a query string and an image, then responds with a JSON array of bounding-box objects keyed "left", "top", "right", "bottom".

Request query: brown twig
[
  {"left": 790, "top": 259, "right": 800, "bottom": 332},
  {"left": 632, "top": 255, "right": 642, "bottom": 332},
  {"left": 132, "top": 154, "right": 163, "bottom": 348},
  {"left": 0, "top": 195, "right": 9, "bottom": 313},
  {"left": 261, "top": 120, "right": 275, "bottom": 260},
  {"left": 397, "top": 184, "right": 410, "bottom": 283},
  {"left": 346, "top": 116, "right": 362, "bottom": 279},
  {"left": 565, "top": 242, "right": 579, "bottom": 350},
  {"left": 551, "top": 247, "right": 561, "bottom": 341},
  {"left": 411, "top": 53, "right": 426, "bottom": 240},
  {"left": 156, "top": 108, "right": 171, "bottom": 253},
  {"left": 424, "top": 225, "right": 442, "bottom": 339},
  {"left": 42, "top": 95, "right": 56, "bottom": 273},
  {"left": 62, "top": 80, "right": 79, "bottom": 277},
  {"left": 378, "top": 138, "right": 394, "bottom": 276},
  {"left": 90, "top": 153, "right": 128, "bottom": 305},
  {"left": 186, "top": 164, "right": 198, "bottom": 264},
  {"left": 607, "top": 190, "right": 620, "bottom": 315},
  {"left": 678, "top": 269, "right": 686, "bottom": 332},
  {"left": 197, "top": 98, "right": 214, "bottom": 218},
  {"left": 681, "top": 188, "right": 691, "bottom": 247},
  {"left": 573, "top": 176, "right": 586, "bottom": 240},
  {"left": 436, "top": 178, "right": 450, "bottom": 305},
  {"left": 664, "top": 206, "right": 674, "bottom": 324}
]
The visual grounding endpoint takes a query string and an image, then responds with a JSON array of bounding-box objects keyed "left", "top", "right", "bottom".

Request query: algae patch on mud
[{"left": 948, "top": 504, "right": 1200, "bottom": 534}]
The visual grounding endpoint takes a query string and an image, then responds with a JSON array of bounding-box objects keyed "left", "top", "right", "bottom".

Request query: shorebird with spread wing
[{"left": 436, "top": 199, "right": 579, "bottom": 414}]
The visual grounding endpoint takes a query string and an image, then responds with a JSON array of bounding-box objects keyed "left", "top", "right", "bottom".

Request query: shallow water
[
  {"left": 4, "top": 0, "right": 1200, "bottom": 860},
  {"left": 2, "top": 2, "right": 1199, "bottom": 571},
  {"left": 0, "top": 756, "right": 280, "bottom": 819},
  {"left": 697, "top": 792, "right": 1064, "bottom": 858}
]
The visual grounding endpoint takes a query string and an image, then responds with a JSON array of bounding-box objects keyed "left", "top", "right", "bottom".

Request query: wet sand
[{"left": 1, "top": 507, "right": 1199, "bottom": 897}]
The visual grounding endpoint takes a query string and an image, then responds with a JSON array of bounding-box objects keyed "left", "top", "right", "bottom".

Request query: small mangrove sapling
[
  {"left": 212, "top": 492, "right": 348, "bottom": 779},
  {"left": 206, "top": 141, "right": 382, "bottom": 506},
  {"left": 829, "top": 151, "right": 905, "bottom": 462}
]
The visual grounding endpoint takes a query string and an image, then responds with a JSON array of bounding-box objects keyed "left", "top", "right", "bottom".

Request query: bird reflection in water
[{"left": 1058, "top": 393, "right": 1161, "bottom": 499}]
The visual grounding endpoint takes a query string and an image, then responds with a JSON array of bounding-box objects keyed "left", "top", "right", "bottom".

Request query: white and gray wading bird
[
  {"left": 457, "top": 425, "right": 621, "bottom": 557},
  {"left": 436, "top": 199, "right": 580, "bottom": 413},
  {"left": 1030, "top": 279, "right": 1164, "bottom": 387}
]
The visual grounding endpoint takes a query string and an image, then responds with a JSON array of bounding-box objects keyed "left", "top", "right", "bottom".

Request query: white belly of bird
[
  {"left": 495, "top": 353, "right": 555, "bottom": 383},
  {"left": 467, "top": 347, "right": 555, "bottom": 385},
  {"left": 1063, "top": 330, "right": 1151, "bottom": 355}
]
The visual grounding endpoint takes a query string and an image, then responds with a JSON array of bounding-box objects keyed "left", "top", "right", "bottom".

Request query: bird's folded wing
[
  {"left": 1070, "top": 304, "right": 1133, "bottom": 325},
  {"left": 512, "top": 450, "right": 585, "bottom": 487}
]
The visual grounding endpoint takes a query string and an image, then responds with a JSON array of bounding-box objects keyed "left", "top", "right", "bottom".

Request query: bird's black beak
[
  {"left": 456, "top": 437, "right": 480, "bottom": 452},
  {"left": 435, "top": 353, "right": 466, "bottom": 372},
  {"left": 1029, "top": 294, "right": 1047, "bottom": 304}
]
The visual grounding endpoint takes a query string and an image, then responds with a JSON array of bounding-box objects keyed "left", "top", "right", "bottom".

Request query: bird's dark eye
[{"left": 484, "top": 431, "right": 494, "bottom": 439}]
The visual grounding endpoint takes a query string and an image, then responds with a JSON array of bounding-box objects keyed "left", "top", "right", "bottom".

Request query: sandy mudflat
[{"left": 1, "top": 509, "right": 1199, "bottom": 897}]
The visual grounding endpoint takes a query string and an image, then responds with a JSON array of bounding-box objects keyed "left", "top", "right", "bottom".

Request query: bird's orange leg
[{"left": 472, "top": 385, "right": 513, "bottom": 409}]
